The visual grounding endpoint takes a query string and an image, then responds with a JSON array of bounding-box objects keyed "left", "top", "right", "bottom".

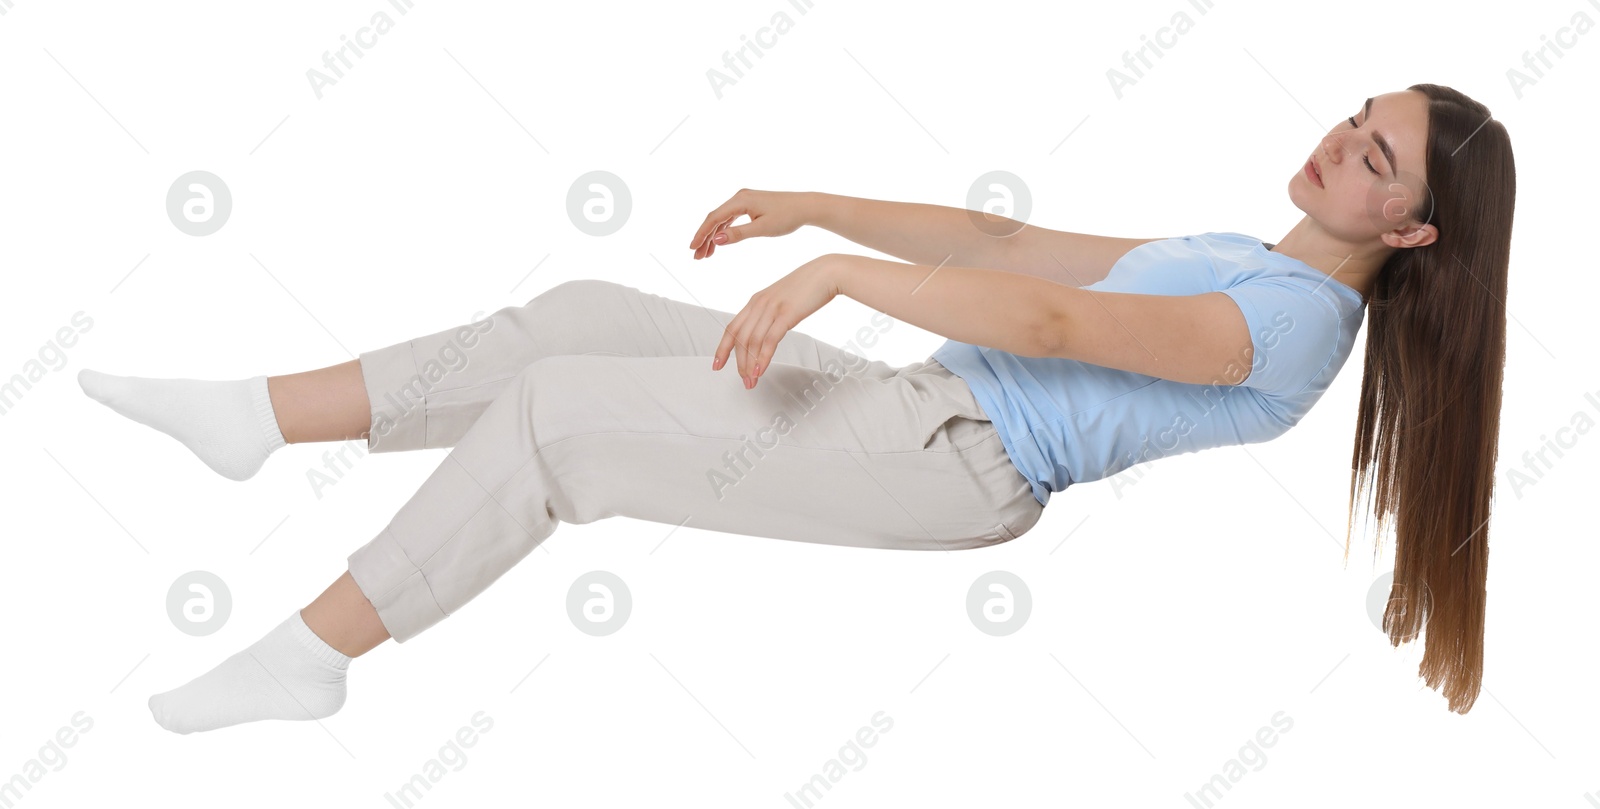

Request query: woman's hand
[
  {"left": 713, "top": 255, "right": 842, "bottom": 389},
  {"left": 688, "top": 189, "right": 815, "bottom": 260}
]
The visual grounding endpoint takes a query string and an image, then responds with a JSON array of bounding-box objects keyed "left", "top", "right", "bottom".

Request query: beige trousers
[{"left": 346, "top": 280, "right": 1044, "bottom": 642}]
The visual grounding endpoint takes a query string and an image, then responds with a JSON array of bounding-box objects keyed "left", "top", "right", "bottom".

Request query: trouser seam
[
  {"left": 377, "top": 528, "right": 449, "bottom": 620},
  {"left": 404, "top": 340, "right": 429, "bottom": 444}
]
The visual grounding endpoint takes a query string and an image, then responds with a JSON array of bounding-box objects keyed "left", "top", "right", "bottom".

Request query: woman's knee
[
  {"left": 509, "top": 280, "right": 644, "bottom": 357},
  {"left": 524, "top": 278, "right": 631, "bottom": 310}
]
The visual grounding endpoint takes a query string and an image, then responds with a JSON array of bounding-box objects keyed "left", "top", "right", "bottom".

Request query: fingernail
[{"left": 712, "top": 233, "right": 727, "bottom": 244}]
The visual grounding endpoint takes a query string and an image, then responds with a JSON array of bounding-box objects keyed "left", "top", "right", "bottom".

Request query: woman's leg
[
  {"left": 80, "top": 279, "right": 890, "bottom": 481},
  {"left": 288, "top": 279, "right": 905, "bottom": 655},
  {"left": 291, "top": 278, "right": 905, "bottom": 657},
  {"left": 145, "top": 280, "right": 991, "bottom": 733},
  {"left": 75, "top": 356, "right": 372, "bottom": 478},
  {"left": 354, "top": 279, "right": 903, "bottom": 453},
  {"left": 139, "top": 280, "right": 918, "bottom": 732},
  {"left": 145, "top": 351, "right": 1042, "bottom": 733},
  {"left": 266, "top": 360, "right": 371, "bottom": 445},
  {"left": 186, "top": 367, "right": 388, "bottom": 692},
  {"left": 301, "top": 570, "right": 391, "bottom": 657},
  {"left": 349, "top": 351, "right": 1043, "bottom": 645}
]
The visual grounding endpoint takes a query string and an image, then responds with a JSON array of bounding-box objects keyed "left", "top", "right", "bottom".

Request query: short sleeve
[{"left": 1218, "top": 276, "right": 1342, "bottom": 398}]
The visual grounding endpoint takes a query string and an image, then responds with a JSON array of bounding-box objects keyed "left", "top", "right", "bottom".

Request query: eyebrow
[{"left": 1361, "top": 97, "right": 1398, "bottom": 176}]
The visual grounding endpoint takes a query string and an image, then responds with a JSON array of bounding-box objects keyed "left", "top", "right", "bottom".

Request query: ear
[{"left": 1384, "top": 222, "right": 1437, "bottom": 250}]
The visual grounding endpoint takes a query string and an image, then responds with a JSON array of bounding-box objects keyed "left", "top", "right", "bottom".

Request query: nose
[
  {"left": 1320, "top": 129, "right": 1355, "bottom": 164},
  {"left": 1319, "top": 133, "right": 1343, "bottom": 164}
]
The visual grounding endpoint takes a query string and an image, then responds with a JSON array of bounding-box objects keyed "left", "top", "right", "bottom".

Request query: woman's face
[{"left": 1289, "top": 89, "right": 1432, "bottom": 245}]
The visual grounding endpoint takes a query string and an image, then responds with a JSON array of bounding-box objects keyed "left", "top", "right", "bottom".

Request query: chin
[{"left": 1285, "top": 175, "right": 1310, "bottom": 214}]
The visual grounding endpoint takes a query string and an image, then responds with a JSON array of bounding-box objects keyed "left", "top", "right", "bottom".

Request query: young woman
[{"left": 79, "top": 83, "right": 1513, "bottom": 731}]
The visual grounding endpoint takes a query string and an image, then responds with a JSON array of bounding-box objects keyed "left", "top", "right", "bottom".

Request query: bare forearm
[
  {"left": 807, "top": 192, "right": 1019, "bottom": 270},
  {"left": 825, "top": 253, "right": 1059, "bottom": 358}
]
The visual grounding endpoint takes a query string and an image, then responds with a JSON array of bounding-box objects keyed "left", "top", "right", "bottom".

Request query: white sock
[
  {"left": 77, "top": 370, "right": 287, "bottom": 481},
  {"left": 148, "top": 610, "right": 351, "bottom": 734}
]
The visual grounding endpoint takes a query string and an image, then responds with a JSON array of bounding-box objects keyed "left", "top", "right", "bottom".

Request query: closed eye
[{"left": 1345, "top": 115, "right": 1381, "bottom": 176}]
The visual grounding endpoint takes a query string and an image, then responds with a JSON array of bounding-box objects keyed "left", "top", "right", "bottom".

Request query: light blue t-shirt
[{"left": 931, "top": 231, "right": 1366, "bottom": 508}]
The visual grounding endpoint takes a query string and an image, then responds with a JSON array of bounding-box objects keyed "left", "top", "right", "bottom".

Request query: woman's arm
[
  {"left": 808, "top": 193, "right": 1163, "bottom": 287},
  {"left": 998, "top": 225, "right": 1167, "bottom": 288},
  {"left": 825, "top": 253, "right": 1063, "bottom": 358},
  {"left": 827, "top": 253, "right": 1254, "bottom": 386},
  {"left": 808, "top": 192, "right": 1024, "bottom": 273}
]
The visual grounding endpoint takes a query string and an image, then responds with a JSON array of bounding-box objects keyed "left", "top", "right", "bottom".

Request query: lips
[{"left": 1304, "top": 155, "right": 1324, "bottom": 188}]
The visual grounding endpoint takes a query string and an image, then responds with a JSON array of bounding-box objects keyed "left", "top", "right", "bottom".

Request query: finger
[
  {"left": 731, "top": 304, "right": 770, "bottom": 385},
  {"left": 701, "top": 222, "right": 726, "bottom": 260},
  {"left": 712, "top": 328, "right": 744, "bottom": 372},
  {"left": 741, "top": 309, "right": 780, "bottom": 387},
  {"left": 716, "top": 219, "right": 763, "bottom": 246},
  {"left": 734, "top": 317, "right": 756, "bottom": 384},
  {"left": 714, "top": 309, "right": 757, "bottom": 380},
  {"left": 695, "top": 219, "right": 721, "bottom": 259},
  {"left": 697, "top": 216, "right": 736, "bottom": 260},
  {"left": 690, "top": 200, "right": 743, "bottom": 250},
  {"left": 751, "top": 316, "right": 788, "bottom": 386},
  {"left": 713, "top": 312, "right": 740, "bottom": 371},
  {"left": 708, "top": 216, "right": 744, "bottom": 253},
  {"left": 690, "top": 206, "right": 727, "bottom": 251}
]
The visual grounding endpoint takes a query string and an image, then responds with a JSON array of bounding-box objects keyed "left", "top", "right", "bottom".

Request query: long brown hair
[{"left": 1344, "top": 83, "right": 1515, "bottom": 714}]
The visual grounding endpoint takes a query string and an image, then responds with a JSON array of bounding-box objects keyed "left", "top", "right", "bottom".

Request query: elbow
[{"left": 1028, "top": 307, "right": 1068, "bottom": 359}]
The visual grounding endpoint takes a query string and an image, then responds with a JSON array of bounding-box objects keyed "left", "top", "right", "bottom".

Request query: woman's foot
[
  {"left": 148, "top": 610, "right": 350, "bottom": 734},
  {"left": 77, "top": 370, "right": 286, "bottom": 480}
]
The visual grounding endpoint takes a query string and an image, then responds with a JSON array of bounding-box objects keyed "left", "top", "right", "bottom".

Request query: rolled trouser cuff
[{"left": 347, "top": 526, "right": 446, "bottom": 644}]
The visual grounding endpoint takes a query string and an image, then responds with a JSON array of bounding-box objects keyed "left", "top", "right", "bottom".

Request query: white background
[{"left": 1, "top": 0, "right": 1595, "bottom": 806}]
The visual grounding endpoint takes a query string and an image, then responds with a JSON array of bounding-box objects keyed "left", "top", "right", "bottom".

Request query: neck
[{"left": 1268, "top": 217, "right": 1393, "bottom": 300}]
